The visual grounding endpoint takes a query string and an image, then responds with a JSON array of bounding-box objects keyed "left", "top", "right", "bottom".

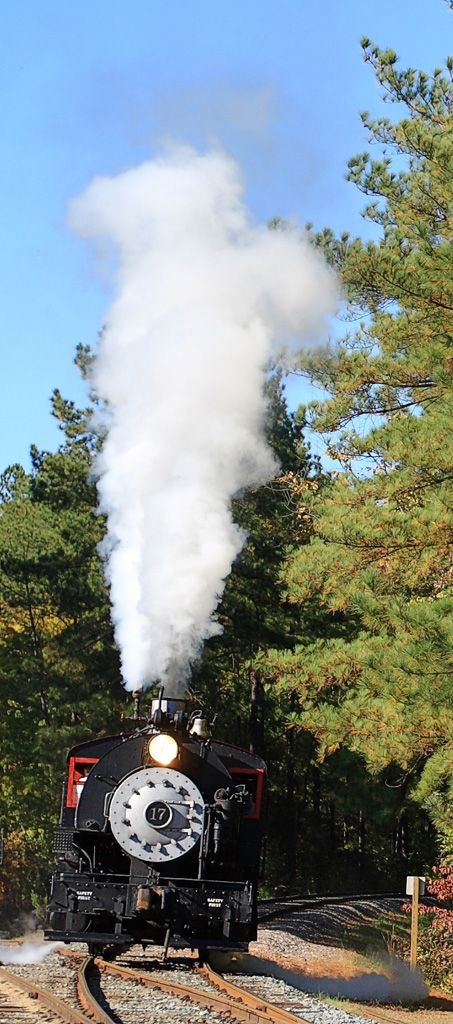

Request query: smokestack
[
  {"left": 131, "top": 690, "right": 142, "bottom": 720},
  {"left": 150, "top": 696, "right": 186, "bottom": 717}
]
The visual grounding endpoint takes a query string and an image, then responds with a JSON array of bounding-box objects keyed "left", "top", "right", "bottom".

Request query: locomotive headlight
[{"left": 148, "top": 733, "right": 178, "bottom": 766}]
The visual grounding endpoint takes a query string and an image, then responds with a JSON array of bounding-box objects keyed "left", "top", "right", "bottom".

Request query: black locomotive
[{"left": 45, "top": 694, "right": 266, "bottom": 955}]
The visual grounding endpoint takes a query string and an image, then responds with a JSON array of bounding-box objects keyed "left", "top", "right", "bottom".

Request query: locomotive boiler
[{"left": 45, "top": 694, "right": 266, "bottom": 956}]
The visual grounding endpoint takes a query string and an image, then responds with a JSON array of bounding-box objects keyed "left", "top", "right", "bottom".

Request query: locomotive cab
[{"left": 46, "top": 694, "right": 266, "bottom": 955}]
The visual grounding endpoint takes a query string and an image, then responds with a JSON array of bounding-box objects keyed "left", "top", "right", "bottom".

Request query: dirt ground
[
  {"left": 249, "top": 897, "right": 453, "bottom": 1024},
  {"left": 251, "top": 942, "right": 453, "bottom": 1024}
]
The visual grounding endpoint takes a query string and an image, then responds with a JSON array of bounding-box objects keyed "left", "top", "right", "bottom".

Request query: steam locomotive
[{"left": 45, "top": 694, "right": 266, "bottom": 956}]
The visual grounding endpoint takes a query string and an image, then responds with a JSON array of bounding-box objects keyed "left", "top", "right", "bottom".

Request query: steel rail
[
  {"left": 202, "top": 964, "right": 429, "bottom": 1024},
  {"left": 76, "top": 957, "right": 117, "bottom": 1024},
  {"left": 201, "top": 961, "right": 314, "bottom": 1024},
  {"left": 63, "top": 949, "right": 429, "bottom": 1024},
  {"left": 257, "top": 892, "right": 406, "bottom": 923},
  {"left": 258, "top": 891, "right": 402, "bottom": 907},
  {"left": 0, "top": 963, "right": 95, "bottom": 1024},
  {"left": 95, "top": 955, "right": 309, "bottom": 1024}
]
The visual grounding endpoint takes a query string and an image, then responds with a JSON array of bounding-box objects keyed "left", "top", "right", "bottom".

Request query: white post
[{"left": 410, "top": 874, "right": 420, "bottom": 971}]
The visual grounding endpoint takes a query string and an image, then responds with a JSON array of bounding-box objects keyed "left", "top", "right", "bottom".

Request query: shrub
[{"left": 404, "top": 865, "right": 453, "bottom": 992}]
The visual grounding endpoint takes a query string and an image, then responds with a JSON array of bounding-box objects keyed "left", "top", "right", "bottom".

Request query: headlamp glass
[{"left": 148, "top": 733, "right": 178, "bottom": 766}]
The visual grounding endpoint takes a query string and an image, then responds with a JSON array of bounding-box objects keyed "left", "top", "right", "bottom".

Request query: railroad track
[
  {"left": 205, "top": 966, "right": 433, "bottom": 1024},
  {"left": 10, "top": 942, "right": 307, "bottom": 1024},
  {"left": 257, "top": 892, "right": 405, "bottom": 923},
  {"left": 81, "top": 952, "right": 420, "bottom": 1024},
  {"left": 2, "top": 889, "right": 433, "bottom": 1024},
  {"left": 74, "top": 951, "right": 311, "bottom": 1024},
  {"left": 1, "top": 944, "right": 429, "bottom": 1024},
  {"left": 203, "top": 960, "right": 318, "bottom": 1023},
  {"left": 0, "top": 962, "right": 95, "bottom": 1024}
]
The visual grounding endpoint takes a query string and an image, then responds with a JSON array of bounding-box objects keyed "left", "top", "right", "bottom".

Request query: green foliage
[
  {"left": 1, "top": 37, "right": 452, "bottom": 918},
  {"left": 0, "top": 827, "right": 51, "bottom": 930},
  {"left": 0, "top": 389, "right": 126, "bottom": 921},
  {"left": 404, "top": 866, "right": 453, "bottom": 991},
  {"left": 417, "top": 918, "right": 453, "bottom": 992},
  {"left": 268, "top": 40, "right": 453, "bottom": 854}
]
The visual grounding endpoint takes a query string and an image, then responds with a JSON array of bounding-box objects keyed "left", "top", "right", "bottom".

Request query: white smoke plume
[
  {"left": 0, "top": 942, "right": 61, "bottom": 964},
  {"left": 212, "top": 951, "right": 429, "bottom": 1003},
  {"left": 69, "top": 144, "right": 337, "bottom": 692}
]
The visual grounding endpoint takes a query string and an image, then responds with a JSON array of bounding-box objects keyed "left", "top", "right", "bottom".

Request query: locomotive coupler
[
  {"left": 135, "top": 886, "right": 151, "bottom": 913},
  {"left": 133, "top": 883, "right": 174, "bottom": 916}
]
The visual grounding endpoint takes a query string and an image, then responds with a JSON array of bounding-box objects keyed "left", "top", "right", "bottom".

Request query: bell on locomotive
[{"left": 45, "top": 685, "right": 266, "bottom": 957}]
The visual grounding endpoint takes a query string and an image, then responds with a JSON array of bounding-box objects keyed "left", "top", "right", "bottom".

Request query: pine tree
[
  {"left": 0, "top": 386, "right": 125, "bottom": 922},
  {"left": 267, "top": 40, "right": 453, "bottom": 853}
]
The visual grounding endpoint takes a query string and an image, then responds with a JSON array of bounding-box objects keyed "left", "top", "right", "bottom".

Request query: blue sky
[{"left": 1, "top": 0, "right": 450, "bottom": 470}]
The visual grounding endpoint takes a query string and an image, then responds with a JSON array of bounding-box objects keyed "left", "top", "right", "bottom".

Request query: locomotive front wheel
[{"left": 87, "top": 942, "right": 106, "bottom": 957}]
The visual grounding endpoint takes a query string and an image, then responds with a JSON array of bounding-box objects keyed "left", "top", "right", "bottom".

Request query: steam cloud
[
  {"left": 212, "top": 952, "right": 429, "bottom": 1003},
  {"left": 70, "top": 144, "right": 337, "bottom": 692},
  {"left": 0, "top": 942, "right": 61, "bottom": 964}
]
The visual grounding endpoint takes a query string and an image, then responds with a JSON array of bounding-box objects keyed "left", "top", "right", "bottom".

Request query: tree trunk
[
  {"left": 312, "top": 766, "right": 321, "bottom": 818},
  {"left": 357, "top": 809, "right": 366, "bottom": 888},
  {"left": 358, "top": 809, "right": 366, "bottom": 856},
  {"left": 329, "top": 801, "right": 336, "bottom": 847},
  {"left": 394, "top": 811, "right": 409, "bottom": 858},
  {"left": 249, "top": 669, "right": 264, "bottom": 755}
]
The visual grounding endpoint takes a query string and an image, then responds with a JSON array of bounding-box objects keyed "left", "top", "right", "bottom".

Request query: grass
[{"left": 338, "top": 912, "right": 410, "bottom": 957}]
